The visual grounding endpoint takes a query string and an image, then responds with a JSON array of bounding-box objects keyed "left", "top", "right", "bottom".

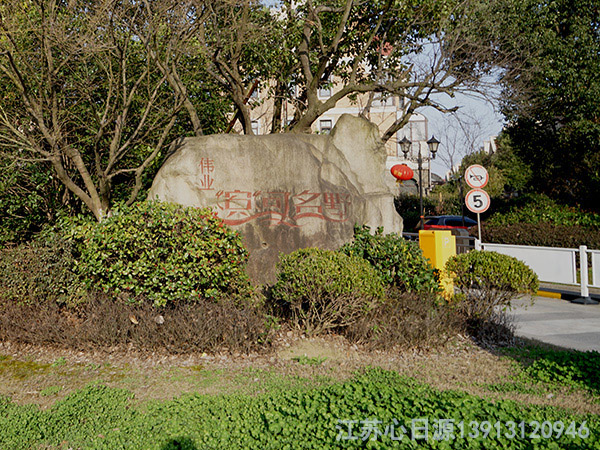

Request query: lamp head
[
  {"left": 399, "top": 136, "right": 411, "bottom": 158},
  {"left": 427, "top": 135, "right": 440, "bottom": 159}
]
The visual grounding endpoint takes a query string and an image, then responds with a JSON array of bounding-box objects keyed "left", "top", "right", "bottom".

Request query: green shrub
[
  {"left": 478, "top": 222, "right": 600, "bottom": 249},
  {"left": 487, "top": 193, "right": 600, "bottom": 229},
  {"left": 271, "top": 248, "right": 385, "bottom": 335},
  {"left": 340, "top": 225, "right": 440, "bottom": 294},
  {"left": 0, "top": 233, "right": 88, "bottom": 307},
  {"left": 394, "top": 194, "right": 438, "bottom": 230},
  {"left": 447, "top": 251, "right": 539, "bottom": 294},
  {"left": 73, "top": 201, "right": 252, "bottom": 307},
  {"left": 446, "top": 251, "right": 538, "bottom": 327}
]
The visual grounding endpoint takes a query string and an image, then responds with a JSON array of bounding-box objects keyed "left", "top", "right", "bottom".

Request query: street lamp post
[{"left": 400, "top": 135, "right": 440, "bottom": 229}]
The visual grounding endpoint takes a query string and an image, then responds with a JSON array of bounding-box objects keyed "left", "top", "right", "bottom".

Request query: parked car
[{"left": 422, "top": 215, "right": 477, "bottom": 230}]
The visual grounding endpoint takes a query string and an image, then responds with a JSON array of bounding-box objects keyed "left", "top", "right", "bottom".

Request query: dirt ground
[{"left": 0, "top": 332, "right": 598, "bottom": 415}]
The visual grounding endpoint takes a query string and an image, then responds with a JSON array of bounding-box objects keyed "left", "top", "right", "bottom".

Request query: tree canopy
[
  {"left": 497, "top": 0, "right": 600, "bottom": 209},
  {"left": 0, "top": 0, "right": 544, "bottom": 223}
]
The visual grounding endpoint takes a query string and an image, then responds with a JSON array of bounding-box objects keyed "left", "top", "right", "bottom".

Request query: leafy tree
[
  {"left": 497, "top": 0, "right": 600, "bottom": 210},
  {"left": 0, "top": 0, "right": 537, "bottom": 223}
]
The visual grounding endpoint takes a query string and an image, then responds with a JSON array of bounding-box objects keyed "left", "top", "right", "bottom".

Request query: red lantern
[{"left": 390, "top": 164, "right": 414, "bottom": 183}]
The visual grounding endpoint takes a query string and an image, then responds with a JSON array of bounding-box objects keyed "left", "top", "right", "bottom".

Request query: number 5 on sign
[
  {"left": 465, "top": 188, "right": 490, "bottom": 241},
  {"left": 465, "top": 189, "right": 490, "bottom": 214}
]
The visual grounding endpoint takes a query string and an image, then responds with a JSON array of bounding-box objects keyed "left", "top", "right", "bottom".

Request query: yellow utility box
[{"left": 419, "top": 230, "right": 456, "bottom": 298}]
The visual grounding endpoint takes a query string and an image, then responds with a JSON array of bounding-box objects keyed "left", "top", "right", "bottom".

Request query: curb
[
  {"left": 537, "top": 290, "right": 562, "bottom": 299},
  {"left": 537, "top": 288, "right": 600, "bottom": 302}
]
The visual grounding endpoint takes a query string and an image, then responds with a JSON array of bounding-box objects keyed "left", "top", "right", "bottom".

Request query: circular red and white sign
[
  {"left": 465, "top": 188, "right": 490, "bottom": 214},
  {"left": 464, "top": 164, "right": 489, "bottom": 189}
]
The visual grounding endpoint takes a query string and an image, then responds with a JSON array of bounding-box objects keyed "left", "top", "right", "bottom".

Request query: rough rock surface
[{"left": 148, "top": 114, "right": 402, "bottom": 282}]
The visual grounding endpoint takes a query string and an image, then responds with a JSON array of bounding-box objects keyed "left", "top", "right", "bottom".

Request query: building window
[
  {"left": 251, "top": 120, "right": 260, "bottom": 135},
  {"left": 320, "top": 119, "right": 333, "bottom": 134},
  {"left": 318, "top": 76, "right": 332, "bottom": 99},
  {"left": 372, "top": 93, "right": 395, "bottom": 107}
]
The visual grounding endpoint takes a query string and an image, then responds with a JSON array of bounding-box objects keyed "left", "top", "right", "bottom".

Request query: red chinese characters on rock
[
  {"left": 198, "top": 158, "right": 215, "bottom": 190},
  {"left": 215, "top": 189, "right": 351, "bottom": 226}
]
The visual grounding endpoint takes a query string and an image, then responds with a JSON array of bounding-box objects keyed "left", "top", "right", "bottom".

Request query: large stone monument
[{"left": 148, "top": 114, "right": 402, "bottom": 282}]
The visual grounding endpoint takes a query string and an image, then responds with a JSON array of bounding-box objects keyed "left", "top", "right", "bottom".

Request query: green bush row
[
  {"left": 270, "top": 226, "right": 443, "bottom": 336},
  {"left": 487, "top": 193, "right": 600, "bottom": 229},
  {"left": 479, "top": 222, "right": 600, "bottom": 249},
  {"left": 0, "top": 199, "right": 542, "bottom": 351}
]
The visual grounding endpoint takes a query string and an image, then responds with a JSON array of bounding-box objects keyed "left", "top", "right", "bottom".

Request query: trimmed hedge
[
  {"left": 0, "top": 294, "right": 271, "bottom": 353},
  {"left": 487, "top": 193, "right": 600, "bottom": 229},
  {"left": 446, "top": 250, "right": 539, "bottom": 335},
  {"left": 477, "top": 222, "right": 600, "bottom": 249},
  {"left": 271, "top": 248, "right": 385, "bottom": 335},
  {"left": 447, "top": 250, "right": 539, "bottom": 296}
]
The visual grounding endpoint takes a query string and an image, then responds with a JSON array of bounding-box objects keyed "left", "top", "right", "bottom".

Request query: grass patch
[
  {"left": 0, "top": 355, "right": 54, "bottom": 381},
  {"left": 0, "top": 368, "right": 597, "bottom": 449}
]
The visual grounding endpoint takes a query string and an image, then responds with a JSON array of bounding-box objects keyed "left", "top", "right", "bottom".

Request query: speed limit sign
[{"left": 465, "top": 188, "right": 490, "bottom": 214}]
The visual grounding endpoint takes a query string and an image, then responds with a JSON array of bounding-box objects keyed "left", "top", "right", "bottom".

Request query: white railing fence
[{"left": 475, "top": 241, "right": 600, "bottom": 303}]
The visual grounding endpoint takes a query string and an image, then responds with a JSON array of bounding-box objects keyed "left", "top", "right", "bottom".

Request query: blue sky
[{"left": 425, "top": 93, "right": 504, "bottom": 177}]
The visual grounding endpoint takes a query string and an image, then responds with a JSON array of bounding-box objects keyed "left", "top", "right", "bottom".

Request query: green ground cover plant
[
  {"left": 503, "top": 346, "right": 600, "bottom": 396},
  {"left": 0, "top": 368, "right": 597, "bottom": 450}
]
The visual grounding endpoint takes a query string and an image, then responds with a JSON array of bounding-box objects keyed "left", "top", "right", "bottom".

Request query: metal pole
[
  {"left": 572, "top": 245, "right": 597, "bottom": 304},
  {"left": 460, "top": 179, "right": 465, "bottom": 227},
  {"left": 477, "top": 213, "right": 481, "bottom": 242},
  {"left": 418, "top": 146, "right": 424, "bottom": 230}
]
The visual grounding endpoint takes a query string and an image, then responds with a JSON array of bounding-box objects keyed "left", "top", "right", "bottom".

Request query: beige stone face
[{"left": 148, "top": 115, "right": 402, "bottom": 282}]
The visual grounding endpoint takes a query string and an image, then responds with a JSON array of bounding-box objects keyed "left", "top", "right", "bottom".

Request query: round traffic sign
[
  {"left": 465, "top": 188, "right": 490, "bottom": 214},
  {"left": 465, "top": 164, "right": 489, "bottom": 189}
]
